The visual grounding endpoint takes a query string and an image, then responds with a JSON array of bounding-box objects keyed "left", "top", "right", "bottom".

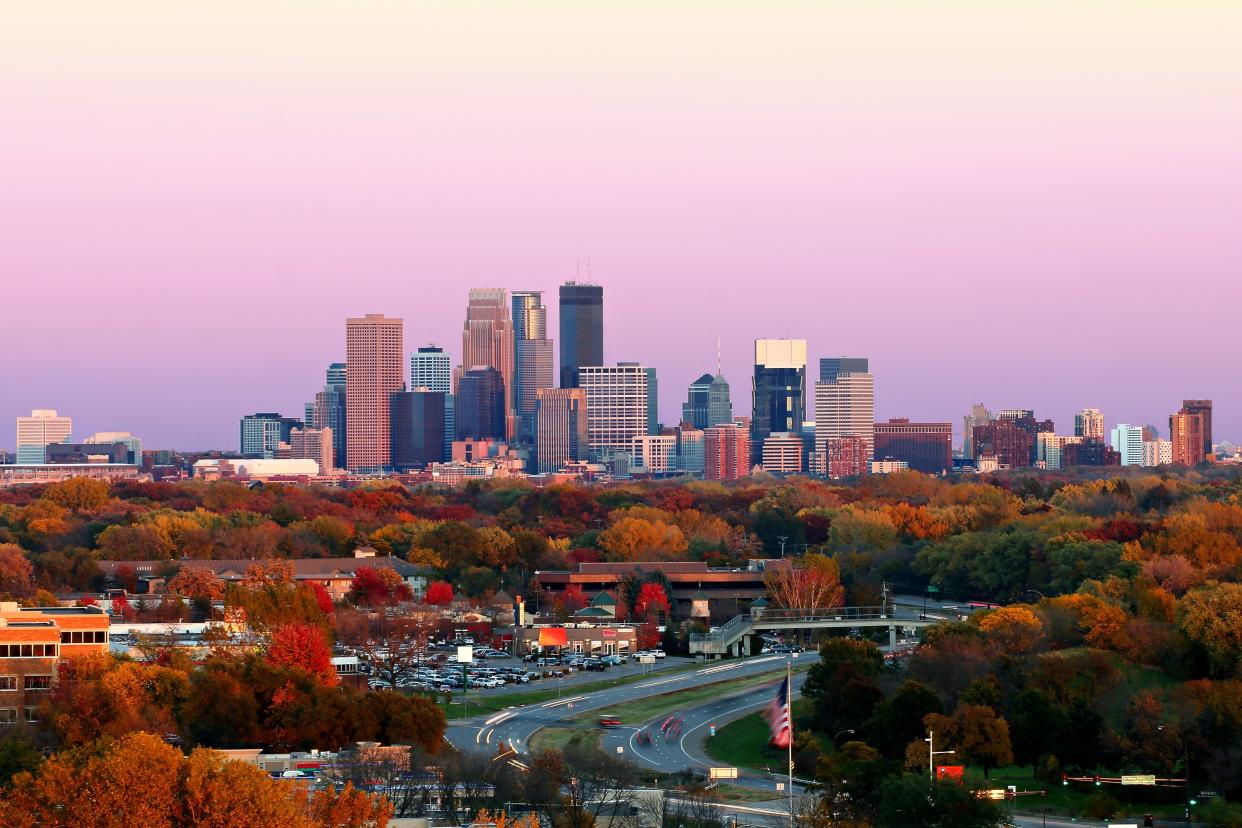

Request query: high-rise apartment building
[
  {"left": 996, "top": 410, "right": 1055, "bottom": 465},
  {"left": 761, "top": 432, "right": 804, "bottom": 474},
  {"left": 814, "top": 358, "right": 874, "bottom": 471},
  {"left": 1109, "top": 423, "right": 1144, "bottom": 466},
  {"left": 631, "top": 434, "right": 678, "bottom": 474},
  {"left": 310, "top": 363, "right": 347, "bottom": 470},
  {"left": 346, "top": 313, "right": 404, "bottom": 473},
  {"left": 389, "top": 390, "right": 445, "bottom": 471},
  {"left": 534, "top": 388, "right": 589, "bottom": 473},
  {"left": 288, "top": 427, "right": 334, "bottom": 475},
  {"left": 512, "top": 291, "right": 555, "bottom": 444},
  {"left": 1075, "top": 409, "right": 1104, "bottom": 439},
  {"left": 1062, "top": 438, "right": 1121, "bottom": 468},
  {"left": 240, "top": 413, "right": 300, "bottom": 458},
  {"left": 972, "top": 420, "right": 1034, "bottom": 468},
  {"left": 1170, "top": 409, "right": 1207, "bottom": 466},
  {"left": 456, "top": 367, "right": 506, "bottom": 441},
  {"left": 704, "top": 422, "right": 750, "bottom": 481},
  {"left": 873, "top": 419, "right": 952, "bottom": 475},
  {"left": 411, "top": 345, "right": 453, "bottom": 461},
  {"left": 962, "top": 404, "right": 992, "bottom": 459},
  {"left": 751, "top": 339, "right": 807, "bottom": 465},
  {"left": 15, "top": 410, "right": 72, "bottom": 464},
  {"left": 1142, "top": 439, "right": 1173, "bottom": 467},
  {"left": 825, "top": 436, "right": 869, "bottom": 479},
  {"left": 579, "top": 363, "right": 654, "bottom": 462},
  {"left": 559, "top": 282, "right": 603, "bottom": 388},
  {"left": 1181, "top": 400, "right": 1213, "bottom": 457},
  {"left": 1036, "top": 433, "right": 1082, "bottom": 470},
  {"left": 460, "top": 289, "right": 516, "bottom": 441}
]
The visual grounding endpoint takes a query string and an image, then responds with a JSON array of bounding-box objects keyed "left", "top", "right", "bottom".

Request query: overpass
[{"left": 688, "top": 604, "right": 946, "bottom": 657}]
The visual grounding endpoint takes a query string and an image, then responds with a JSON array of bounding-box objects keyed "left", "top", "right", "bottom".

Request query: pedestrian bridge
[{"left": 688, "top": 605, "right": 946, "bottom": 657}]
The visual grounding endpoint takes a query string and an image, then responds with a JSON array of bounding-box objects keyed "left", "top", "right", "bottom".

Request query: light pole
[
  {"left": 925, "top": 731, "right": 954, "bottom": 783},
  {"left": 777, "top": 536, "right": 788, "bottom": 558},
  {"left": 834, "top": 729, "right": 855, "bottom": 745}
]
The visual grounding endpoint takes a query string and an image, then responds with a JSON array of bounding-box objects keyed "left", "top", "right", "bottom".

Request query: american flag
[{"left": 763, "top": 675, "right": 791, "bottom": 748}]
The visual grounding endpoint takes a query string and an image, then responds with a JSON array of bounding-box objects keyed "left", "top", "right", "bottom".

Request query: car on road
[{"left": 598, "top": 716, "right": 622, "bottom": 728}]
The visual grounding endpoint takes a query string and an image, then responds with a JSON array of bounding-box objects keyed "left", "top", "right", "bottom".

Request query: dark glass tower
[
  {"left": 390, "top": 389, "right": 446, "bottom": 470},
  {"left": 456, "top": 367, "right": 506, "bottom": 441},
  {"left": 559, "top": 282, "right": 603, "bottom": 388},
  {"left": 683, "top": 373, "right": 714, "bottom": 428}
]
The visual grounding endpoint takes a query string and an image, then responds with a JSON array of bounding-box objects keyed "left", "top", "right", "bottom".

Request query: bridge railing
[
  {"left": 751, "top": 605, "right": 897, "bottom": 623},
  {"left": 688, "top": 613, "right": 752, "bottom": 643}
]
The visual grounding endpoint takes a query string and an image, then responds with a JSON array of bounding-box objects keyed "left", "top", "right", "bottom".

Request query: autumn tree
[
  {"left": 244, "top": 558, "right": 296, "bottom": 587},
  {"left": 597, "top": 516, "right": 688, "bottom": 561},
  {"left": 1178, "top": 581, "right": 1242, "bottom": 676},
  {"left": 765, "top": 553, "right": 845, "bottom": 611},
  {"left": 424, "top": 580, "right": 454, "bottom": 606},
  {"left": 923, "top": 703, "right": 1014, "bottom": 778},
  {"left": 337, "top": 609, "right": 430, "bottom": 690},
  {"left": 267, "top": 623, "right": 338, "bottom": 686},
  {"left": 168, "top": 567, "right": 226, "bottom": 602},
  {"left": 41, "top": 477, "right": 111, "bottom": 512},
  {"left": 350, "top": 567, "right": 414, "bottom": 606},
  {"left": 976, "top": 606, "right": 1044, "bottom": 653},
  {"left": 0, "top": 544, "right": 34, "bottom": 597},
  {"left": 633, "top": 582, "right": 670, "bottom": 619}
]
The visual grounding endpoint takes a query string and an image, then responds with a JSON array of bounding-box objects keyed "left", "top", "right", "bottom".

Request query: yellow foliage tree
[{"left": 977, "top": 606, "right": 1044, "bottom": 653}]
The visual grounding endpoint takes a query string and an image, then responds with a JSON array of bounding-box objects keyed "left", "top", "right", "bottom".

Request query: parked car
[
  {"left": 651, "top": 649, "right": 666, "bottom": 659},
  {"left": 584, "top": 659, "right": 606, "bottom": 671}
]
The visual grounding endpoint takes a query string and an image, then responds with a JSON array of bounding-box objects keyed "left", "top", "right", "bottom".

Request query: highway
[{"left": 449, "top": 654, "right": 806, "bottom": 757}]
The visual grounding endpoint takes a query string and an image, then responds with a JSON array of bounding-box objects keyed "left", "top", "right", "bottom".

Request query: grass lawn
[
  {"left": 528, "top": 725, "right": 601, "bottom": 754},
  {"left": 705, "top": 698, "right": 815, "bottom": 772},
  {"left": 429, "top": 661, "right": 703, "bottom": 719}
]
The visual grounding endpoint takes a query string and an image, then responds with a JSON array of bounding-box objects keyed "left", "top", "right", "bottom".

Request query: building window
[
  {"left": 0, "top": 709, "right": 16, "bottom": 725},
  {"left": 24, "top": 707, "right": 38, "bottom": 723},
  {"left": 24, "top": 675, "right": 52, "bottom": 691},
  {"left": 0, "top": 676, "right": 16, "bottom": 691}
]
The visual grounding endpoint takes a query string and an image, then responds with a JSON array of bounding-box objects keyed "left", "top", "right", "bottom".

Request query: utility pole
[
  {"left": 925, "top": 730, "right": 955, "bottom": 782},
  {"left": 777, "top": 536, "right": 788, "bottom": 558}
]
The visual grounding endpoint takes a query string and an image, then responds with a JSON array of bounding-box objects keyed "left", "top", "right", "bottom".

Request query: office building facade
[
  {"left": 1109, "top": 423, "right": 1144, "bottom": 467},
  {"left": 240, "top": 412, "right": 300, "bottom": 458},
  {"left": 15, "top": 410, "right": 72, "bottom": 465},
  {"left": 873, "top": 419, "right": 952, "bottom": 475},
  {"left": 346, "top": 313, "right": 404, "bottom": 473},
  {"left": 761, "top": 432, "right": 804, "bottom": 474},
  {"left": 83, "top": 432, "right": 142, "bottom": 465},
  {"left": 751, "top": 339, "right": 807, "bottom": 465},
  {"left": 826, "top": 436, "right": 869, "bottom": 479},
  {"left": 962, "top": 404, "right": 992, "bottom": 459},
  {"left": 512, "top": 291, "right": 555, "bottom": 443},
  {"left": 677, "top": 426, "right": 705, "bottom": 474},
  {"left": 456, "top": 367, "right": 506, "bottom": 441},
  {"left": 460, "top": 289, "right": 516, "bottom": 441},
  {"left": 309, "top": 363, "right": 347, "bottom": 470},
  {"left": 814, "top": 358, "right": 874, "bottom": 470},
  {"left": 1075, "top": 409, "right": 1104, "bottom": 439},
  {"left": 631, "top": 434, "right": 678, "bottom": 474},
  {"left": 1181, "top": 400, "right": 1213, "bottom": 457},
  {"left": 1170, "top": 409, "right": 1207, "bottom": 466},
  {"left": 534, "top": 387, "right": 589, "bottom": 473},
  {"left": 390, "top": 390, "right": 446, "bottom": 471},
  {"left": 972, "top": 419, "right": 1034, "bottom": 468},
  {"left": 578, "top": 363, "right": 654, "bottom": 462},
  {"left": 411, "top": 345, "right": 453, "bottom": 461},
  {"left": 559, "top": 282, "right": 603, "bottom": 388},
  {"left": 288, "top": 427, "right": 335, "bottom": 475}
]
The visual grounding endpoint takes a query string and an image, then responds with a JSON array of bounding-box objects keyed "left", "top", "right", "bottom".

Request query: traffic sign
[
  {"left": 638, "top": 655, "right": 656, "bottom": 664},
  {"left": 1121, "top": 775, "right": 1156, "bottom": 786},
  {"left": 709, "top": 767, "right": 738, "bottom": 780}
]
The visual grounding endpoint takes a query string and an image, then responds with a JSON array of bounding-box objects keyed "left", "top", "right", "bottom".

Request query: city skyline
[{"left": 4, "top": 3, "right": 1240, "bottom": 449}]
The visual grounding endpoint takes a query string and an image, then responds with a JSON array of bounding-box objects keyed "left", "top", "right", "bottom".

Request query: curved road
[{"left": 449, "top": 655, "right": 804, "bottom": 756}]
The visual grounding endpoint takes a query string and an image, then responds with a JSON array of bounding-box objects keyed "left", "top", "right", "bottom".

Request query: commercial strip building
[{"left": 0, "top": 463, "right": 141, "bottom": 488}]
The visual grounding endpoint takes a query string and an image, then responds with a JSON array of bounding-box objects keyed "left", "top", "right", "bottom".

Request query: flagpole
[{"left": 787, "top": 661, "right": 794, "bottom": 828}]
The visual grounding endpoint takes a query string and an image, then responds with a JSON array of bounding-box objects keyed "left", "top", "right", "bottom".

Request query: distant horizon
[{"left": 4, "top": 3, "right": 1239, "bottom": 450}]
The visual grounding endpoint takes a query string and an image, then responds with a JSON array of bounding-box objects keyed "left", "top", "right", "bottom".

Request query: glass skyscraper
[{"left": 558, "top": 282, "right": 603, "bottom": 388}]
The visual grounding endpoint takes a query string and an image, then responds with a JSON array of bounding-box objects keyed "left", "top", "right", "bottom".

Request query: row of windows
[
  {"left": 0, "top": 644, "right": 58, "bottom": 659},
  {"left": 1, "top": 675, "right": 52, "bottom": 691},
  {"left": 0, "top": 708, "right": 39, "bottom": 724},
  {"left": 61, "top": 630, "right": 107, "bottom": 644}
]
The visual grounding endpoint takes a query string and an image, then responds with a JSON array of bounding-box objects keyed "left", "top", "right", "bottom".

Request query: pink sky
[{"left": 2, "top": 3, "right": 1239, "bottom": 450}]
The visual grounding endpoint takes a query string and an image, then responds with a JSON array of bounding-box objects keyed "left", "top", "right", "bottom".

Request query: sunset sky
[{"left": 3, "top": 2, "right": 1239, "bottom": 450}]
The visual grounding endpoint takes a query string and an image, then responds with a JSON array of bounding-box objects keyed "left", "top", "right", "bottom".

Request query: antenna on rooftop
[{"left": 716, "top": 334, "right": 722, "bottom": 375}]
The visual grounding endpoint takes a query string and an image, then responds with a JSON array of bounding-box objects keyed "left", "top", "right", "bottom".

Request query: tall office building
[
  {"left": 15, "top": 410, "right": 72, "bottom": 464},
  {"left": 390, "top": 389, "right": 446, "bottom": 471},
  {"left": 1109, "top": 423, "right": 1144, "bottom": 467},
  {"left": 814, "top": 358, "right": 875, "bottom": 472},
  {"left": 873, "top": 419, "right": 952, "bottom": 475},
  {"left": 704, "top": 422, "right": 750, "bottom": 481},
  {"left": 310, "top": 362, "right": 347, "bottom": 470},
  {"left": 535, "top": 387, "right": 589, "bottom": 473},
  {"left": 559, "top": 282, "right": 603, "bottom": 388},
  {"left": 751, "top": 339, "right": 807, "bottom": 465},
  {"left": 456, "top": 367, "right": 506, "bottom": 441},
  {"left": 1142, "top": 439, "right": 1173, "bottom": 467},
  {"left": 1075, "top": 409, "right": 1105, "bottom": 439},
  {"left": 1181, "top": 400, "right": 1213, "bottom": 457},
  {"left": 240, "top": 413, "right": 301, "bottom": 458},
  {"left": 459, "top": 289, "right": 516, "bottom": 441},
  {"left": 289, "top": 427, "right": 334, "bottom": 475},
  {"left": 411, "top": 345, "right": 453, "bottom": 461},
  {"left": 1170, "top": 409, "right": 1207, "bottom": 466},
  {"left": 682, "top": 370, "right": 733, "bottom": 429},
  {"left": 512, "top": 291, "right": 555, "bottom": 443},
  {"left": 962, "top": 404, "right": 992, "bottom": 459},
  {"left": 578, "top": 363, "right": 654, "bottom": 462},
  {"left": 631, "top": 434, "right": 678, "bottom": 474},
  {"left": 346, "top": 313, "right": 404, "bottom": 473}
]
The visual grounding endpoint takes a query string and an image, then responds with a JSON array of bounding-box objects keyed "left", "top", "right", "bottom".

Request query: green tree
[{"left": 876, "top": 775, "right": 1006, "bottom": 828}]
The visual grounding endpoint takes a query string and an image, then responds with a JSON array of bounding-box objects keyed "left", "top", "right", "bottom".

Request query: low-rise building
[{"left": 1, "top": 603, "right": 109, "bottom": 725}]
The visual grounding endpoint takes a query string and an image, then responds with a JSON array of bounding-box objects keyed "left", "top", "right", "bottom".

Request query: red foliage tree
[
  {"left": 562, "top": 584, "right": 587, "bottom": 613},
  {"left": 349, "top": 566, "right": 414, "bottom": 606},
  {"left": 305, "top": 582, "right": 335, "bottom": 615},
  {"left": 266, "top": 623, "right": 338, "bottom": 686},
  {"left": 110, "top": 595, "right": 136, "bottom": 622},
  {"left": 79, "top": 595, "right": 98, "bottom": 607},
  {"left": 567, "top": 548, "right": 600, "bottom": 565},
  {"left": 634, "top": 583, "right": 670, "bottom": 619},
  {"left": 424, "top": 580, "right": 454, "bottom": 606},
  {"left": 637, "top": 621, "right": 661, "bottom": 649}
]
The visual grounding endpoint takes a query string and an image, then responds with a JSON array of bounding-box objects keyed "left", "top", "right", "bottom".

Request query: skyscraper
[
  {"left": 1170, "top": 408, "right": 1207, "bottom": 466},
  {"left": 1109, "top": 423, "right": 1144, "bottom": 466},
  {"left": 411, "top": 345, "right": 453, "bottom": 460},
  {"left": 751, "top": 339, "right": 807, "bottom": 465},
  {"left": 873, "top": 419, "right": 952, "bottom": 475},
  {"left": 456, "top": 367, "right": 506, "bottom": 441},
  {"left": 240, "top": 413, "right": 301, "bottom": 458},
  {"left": 311, "top": 363, "right": 347, "bottom": 470},
  {"left": 814, "top": 358, "right": 875, "bottom": 472},
  {"left": 289, "top": 427, "right": 334, "bottom": 475},
  {"left": 1181, "top": 400, "right": 1213, "bottom": 457},
  {"left": 535, "top": 387, "right": 589, "bottom": 473},
  {"left": 683, "top": 373, "right": 713, "bottom": 428},
  {"left": 346, "top": 313, "right": 404, "bottom": 473},
  {"left": 512, "top": 291, "right": 555, "bottom": 443},
  {"left": 460, "top": 289, "right": 516, "bottom": 441},
  {"left": 579, "top": 363, "right": 654, "bottom": 462},
  {"left": 962, "top": 404, "right": 992, "bottom": 459},
  {"left": 390, "top": 389, "right": 446, "bottom": 471},
  {"left": 704, "top": 422, "right": 750, "bottom": 481},
  {"left": 559, "top": 282, "right": 603, "bottom": 388},
  {"left": 1075, "top": 408, "right": 1104, "bottom": 439},
  {"left": 15, "top": 410, "right": 72, "bottom": 464}
]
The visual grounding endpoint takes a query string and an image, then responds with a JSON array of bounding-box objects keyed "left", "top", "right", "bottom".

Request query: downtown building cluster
[{"left": 4, "top": 283, "right": 1227, "bottom": 486}]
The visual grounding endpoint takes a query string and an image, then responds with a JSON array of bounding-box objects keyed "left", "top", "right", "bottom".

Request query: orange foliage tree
[
  {"left": 168, "top": 567, "right": 226, "bottom": 602},
  {"left": 977, "top": 606, "right": 1044, "bottom": 653},
  {"left": 0, "top": 543, "right": 34, "bottom": 597},
  {"left": 266, "top": 623, "right": 338, "bottom": 686}
]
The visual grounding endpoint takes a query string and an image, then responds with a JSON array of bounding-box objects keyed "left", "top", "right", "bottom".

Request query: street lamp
[
  {"left": 777, "top": 536, "right": 788, "bottom": 558},
  {"left": 925, "top": 731, "right": 954, "bottom": 783},
  {"left": 834, "top": 729, "right": 855, "bottom": 744}
]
